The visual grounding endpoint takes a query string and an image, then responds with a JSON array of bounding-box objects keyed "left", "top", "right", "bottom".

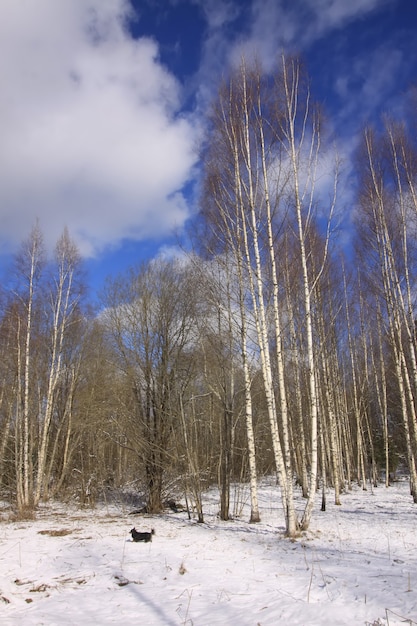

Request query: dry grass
[
  {"left": 12, "top": 507, "right": 37, "bottom": 522},
  {"left": 37, "top": 528, "right": 73, "bottom": 536}
]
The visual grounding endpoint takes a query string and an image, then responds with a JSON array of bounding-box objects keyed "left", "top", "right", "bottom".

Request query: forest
[{"left": 1, "top": 55, "right": 417, "bottom": 538}]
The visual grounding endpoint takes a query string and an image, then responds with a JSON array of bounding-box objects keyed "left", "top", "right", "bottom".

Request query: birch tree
[
  {"left": 14, "top": 223, "right": 45, "bottom": 511},
  {"left": 200, "top": 54, "right": 338, "bottom": 534},
  {"left": 200, "top": 67, "right": 290, "bottom": 528},
  {"left": 356, "top": 124, "right": 417, "bottom": 499},
  {"left": 34, "top": 227, "right": 83, "bottom": 503},
  {"left": 276, "top": 55, "right": 337, "bottom": 529}
]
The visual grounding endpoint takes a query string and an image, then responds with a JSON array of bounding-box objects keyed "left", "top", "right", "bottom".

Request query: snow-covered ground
[{"left": 0, "top": 479, "right": 416, "bottom": 625}]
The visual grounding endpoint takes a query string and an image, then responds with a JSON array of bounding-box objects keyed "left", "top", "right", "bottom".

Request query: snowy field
[{"left": 0, "top": 479, "right": 416, "bottom": 626}]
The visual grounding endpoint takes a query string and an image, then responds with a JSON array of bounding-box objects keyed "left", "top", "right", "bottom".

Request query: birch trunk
[
  {"left": 256, "top": 73, "right": 298, "bottom": 534},
  {"left": 35, "top": 229, "right": 80, "bottom": 504},
  {"left": 236, "top": 253, "right": 260, "bottom": 522},
  {"left": 15, "top": 224, "right": 44, "bottom": 511},
  {"left": 280, "top": 57, "right": 319, "bottom": 530},
  {"left": 363, "top": 128, "right": 417, "bottom": 497}
]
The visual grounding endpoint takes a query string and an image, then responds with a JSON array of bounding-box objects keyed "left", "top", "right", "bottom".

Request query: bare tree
[
  {"left": 101, "top": 259, "right": 198, "bottom": 513},
  {"left": 355, "top": 124, "right": 417, "bottom": 499},
  {"left": 192, "top": 254, "right": 261, "bottom": 522},
  {"left": 0, "top": 303, "right": 20, "bottom": 491}
]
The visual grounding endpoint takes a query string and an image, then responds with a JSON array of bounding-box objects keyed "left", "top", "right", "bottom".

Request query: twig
[
  {"left": 176, "top": 588, "right": 194, "bottom": 625},
  {"left": 307, "top": 562, "right": 314, "bottom": 603},
  {"left": 385, "top": 607, "right": 417, "bottom": 625}
]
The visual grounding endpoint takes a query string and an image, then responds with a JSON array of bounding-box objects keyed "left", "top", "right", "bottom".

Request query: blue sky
[{"left": 0, "top": 0, "right": 416, "bottom": 295}]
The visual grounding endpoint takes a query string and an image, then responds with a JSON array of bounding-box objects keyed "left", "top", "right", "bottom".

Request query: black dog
[{"left": 130, "top": 528, "right": 155, "bottom": 543}]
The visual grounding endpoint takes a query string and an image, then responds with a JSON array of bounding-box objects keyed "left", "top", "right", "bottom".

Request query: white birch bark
[
  {"left": 212, "top": 66, "right": 289, "bottom": 527},
  {"left": 236, "top": 252, "right": 260, "bottom": 522},
  {"left": 15, "top": 316, "right": 24, "bottom": 510},
  {"left": 238, "top": 66, "right": 289, "bottom": 528},
  {"left": 35, "top": 229, "right": 80, "bottom": 504},
  {"left": 188, "top": 82, "right": 263, "bottom": 525},
  {"left": 363, "top": 128, "right": 417, "bottom": 497},
  {"left": 15, "top": 224, "right": 44, "bottom": 510},
  {"left": 280, "top": 57, "right": 319, "bottom": 530},
  {"left": 256, "top": 83, "right": 298, "bottom": 535},
  {"left": 319, "top": 341, "right": 342, "bottom": 504}
]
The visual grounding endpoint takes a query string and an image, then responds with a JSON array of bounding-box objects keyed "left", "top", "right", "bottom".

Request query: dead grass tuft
[
  {"left": 30, "top": 583, "right": 49, "bottom": 593},
  {"left": 12, "top": 507, "right": 37, "bottom": 522},
  {"left": 38, "top": 528, "right": 73, "bottom": 537}
]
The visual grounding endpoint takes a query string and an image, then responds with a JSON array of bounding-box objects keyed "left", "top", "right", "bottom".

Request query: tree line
[{"left": 0, "top": 55, "right": 416, "bottom": 536}]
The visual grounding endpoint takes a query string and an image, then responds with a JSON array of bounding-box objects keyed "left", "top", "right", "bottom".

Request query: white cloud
[
  {"left": 193, "top": 0, "right": 240, "bottom": 29},
  {"left": 248, "top": 0, "right": 391, "bottom": 53},
  {"left": 222, "top": 0, "right": 395, "bottom": 74},
  {"left": 301, "top": 0, "right": 389, "bottom": 39},
  {"left": 331, "top": 43, "right": 405, "bottom": 136},
  {"left": 0, "top": 0, "right": 197, "bottom": 257}
]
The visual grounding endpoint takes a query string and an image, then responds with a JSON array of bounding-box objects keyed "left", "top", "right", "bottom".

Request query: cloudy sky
[{"left": 0, "top": 0, "right": 416, "bottom": 292}]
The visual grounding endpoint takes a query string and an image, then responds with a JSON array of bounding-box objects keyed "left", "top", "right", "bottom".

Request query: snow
[{"left": 1, "top": 480, "right": 416, "bottom": 626}]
